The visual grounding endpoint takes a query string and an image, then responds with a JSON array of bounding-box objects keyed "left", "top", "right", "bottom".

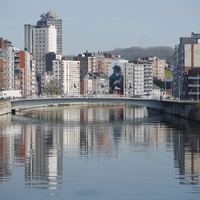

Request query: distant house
[{"left": 152, "top": 84, "right": 161, "bottom": 99}]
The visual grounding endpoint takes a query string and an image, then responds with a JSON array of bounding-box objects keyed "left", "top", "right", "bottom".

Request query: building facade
[
  {"left": 36, "top": 11, "right": 62, "bottom": 55},
  {"left": 74, "top": 51, "right": 108, "bottom": 75},
  {"left": 144, "top": 63, "right": 153, "bottom": 96},
  {"left": 52, "top": 59, "right": 80, "bottom": 95},
  {"left": 30, "top": 57, "right": 37, "bottom": 96},
  {"left": 152, "top": 57, "right": 166, "bottom": 81},
  {"left": 130, "top": 57, "right": 153, "bottom": 96},
  {"left": 1, "top": 42, "right": 15, "bottom": 90},
  {"left": 24, "top": 24, "right": 57, "bottom": 74},
  {"left": 172, "top": 32, "right": 200, "bottom": 99},
  {"left": 124, "top": 63, "right": 144, "bottom": 96},
  {"left": 0, "top": 49, "right": 8, "bottom": 91}
]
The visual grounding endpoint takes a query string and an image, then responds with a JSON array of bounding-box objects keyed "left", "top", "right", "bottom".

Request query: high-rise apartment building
[
  {"left": 36, "top": 11, "right": 62, "bottom": 55},
  {"left": 0, "top": 39, "right": 15, "bottom": 90},
  {"left": 24, "top": 24, "right": 57, "bottom": 73},
  {"left": 24, "top": 11, "right": 61, "bottom": 74},
  {"left": 172, "top": 32, "right": 200, "bottom": 99},
  {"left": 143, "top": 64, "right": 153, "bottom": 96},
  {"left": 30, "top": 56, "right": 37, "bottom": 96},
  {"left": 124, "top": 63, "right": 144, "bottom": 96},
  {"left": 129, "top": 57, "right": 153, "bottom": 96}
]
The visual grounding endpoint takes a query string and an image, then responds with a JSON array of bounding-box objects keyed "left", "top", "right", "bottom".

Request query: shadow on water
[{"left": 163, "top": 113, "right": 200, "bottom": 136}]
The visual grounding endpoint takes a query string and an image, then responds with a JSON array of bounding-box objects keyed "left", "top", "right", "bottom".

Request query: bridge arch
[
  {"left": 11, "top": 97, "right": 164, "bottom": 114},
  {"left": 8, "top": 97, "right": 200, "bottom": 122}
]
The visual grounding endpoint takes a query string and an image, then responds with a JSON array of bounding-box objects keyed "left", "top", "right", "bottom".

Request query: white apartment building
[
  {"left": 144, "top": 64, "right": 153, "bottom": 95},
  {"left": 2, "top": 44, "right": 15, "bottom": 90},
  {"left": 24, "top": 24, "right": 57, "bottom": 74},
  {"left": 7, "top": 44, "right": 15, "bottom": 90},
  {"left": 52, "top": 59, "right": 80, "bottom": 95},
  {"left": 124, "top": 63, "right": 144, "bottom": 96},
  {"left": 30, "top": 58, "right": 37, "bottom": 96},
  {"left": 14, "top": 48, "right": 20, "bottom": 90}
]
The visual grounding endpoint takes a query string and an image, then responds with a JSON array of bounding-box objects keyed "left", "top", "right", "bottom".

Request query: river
[{"left": 0, "top": 104, "right": 200, "bottom": 200}]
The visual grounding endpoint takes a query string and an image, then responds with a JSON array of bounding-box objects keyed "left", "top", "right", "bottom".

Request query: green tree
[
  {"left": 42, "top": 79, "right": 62, "bottom": 95},
  {"left": 153, "top": 78, "right": 165, "bottom": 89}
]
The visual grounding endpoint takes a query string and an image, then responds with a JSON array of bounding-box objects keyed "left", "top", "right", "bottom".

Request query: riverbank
[{"left": 0, "top": 99, "right": 11, "bottom": 116}]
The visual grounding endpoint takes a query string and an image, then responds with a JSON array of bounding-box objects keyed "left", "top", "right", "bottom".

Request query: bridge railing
[{"left": 11, "top": 94, "right": 162, "bottom": 101}]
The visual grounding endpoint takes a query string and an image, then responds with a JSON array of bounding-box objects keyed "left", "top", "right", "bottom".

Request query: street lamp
[
  {"left": 165, "top": 78, "right": 166, "bottom": 97},
  {"left": 179, "top": 76, "right": 180, "bottom": 100},
  {"left": 197, "top": 74, "right": 199, "bottom": 101},
  {"left": 86, "top": 73, "right": 89, "bottom": 98}
]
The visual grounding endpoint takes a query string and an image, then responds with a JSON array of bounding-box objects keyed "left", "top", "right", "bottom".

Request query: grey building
[
  {"left": 172, "top": 32, "right": 200, "bottom": 99},
  {"left": 45, "top": 52, "right": 56, "bottom": 72},
  {"left": 124, "top": 63, "right": 144, "bottom": 96}
]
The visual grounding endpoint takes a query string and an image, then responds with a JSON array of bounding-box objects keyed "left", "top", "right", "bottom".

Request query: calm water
[{"left": 0, "top": 105, "right": 200, "bottom": 200}]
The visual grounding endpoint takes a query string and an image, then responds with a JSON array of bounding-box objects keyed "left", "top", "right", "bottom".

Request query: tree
[
  {"left": 153, "top": 78, "right": 165, "bottom": 89},
  {"left": 42, "top": 79, "right": 62, "bottom": 95},
  {"left": 153, "top": 78, "right": 171, "bottom": 90}
]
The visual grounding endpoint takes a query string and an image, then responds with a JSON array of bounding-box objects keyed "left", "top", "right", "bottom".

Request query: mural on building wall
[{"left": 109, "top": 65, "right": 123, "bottom": 94}]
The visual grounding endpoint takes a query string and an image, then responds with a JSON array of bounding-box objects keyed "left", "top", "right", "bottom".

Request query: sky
[{"left": 1, "top": 0, "right": 200, "bottom": 55}]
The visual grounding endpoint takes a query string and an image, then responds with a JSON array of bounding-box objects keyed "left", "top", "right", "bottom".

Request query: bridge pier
[
  {"left": 11, "top": 109, "right": 16, "bottom": 115},
  {"left": 0, "top": 99, "right": 11, "bottom": 116}
]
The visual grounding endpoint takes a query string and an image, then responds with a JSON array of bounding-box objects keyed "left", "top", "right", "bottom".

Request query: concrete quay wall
[
  {"left": 163, "top": 101, "right": 200, "bottom": 122},
  {"left": 0, "top": 99, "right": 11, "bottom": 116}
]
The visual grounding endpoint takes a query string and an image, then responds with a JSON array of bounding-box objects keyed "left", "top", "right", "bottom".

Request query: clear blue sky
[{"left": 1, "top": 0, "right": 200, "bottom": 55}]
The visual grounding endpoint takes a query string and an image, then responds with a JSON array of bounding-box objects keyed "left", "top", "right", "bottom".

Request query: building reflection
[
  {"left": 164, "top": 114, "right": 200, "bottom": 188},
  {"left": 0, "top": 105, "right": 199, "bottom": 192},
  {"left": 0, "top": 114, "right": 12, "bottom": 181},
  {"left": 173, "top": 126, "right": 200, "bottom": 187},
  {"left": 8, "top": 123, "right": 63, "bottom": 192}
]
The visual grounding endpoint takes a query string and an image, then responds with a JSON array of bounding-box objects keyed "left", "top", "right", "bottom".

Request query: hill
[{"left": 105, "top": 46, "right": 174, "bottom": 61}]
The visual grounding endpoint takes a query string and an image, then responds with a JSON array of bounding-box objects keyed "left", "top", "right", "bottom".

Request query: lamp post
[
  {"left": 179, "top": 76, "right": 180, "bottom": 100},
  {"left": 86, "top": 73, "right": 88, "bottom": 98},
  {"left": 197, "top": 74, "right": 199, "bottom": 101},
  {"left": 86, "top": 74, "right": 87, "bottom": 98}
]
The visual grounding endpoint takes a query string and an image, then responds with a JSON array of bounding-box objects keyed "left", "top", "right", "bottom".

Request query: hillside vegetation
[{"left": 105, "top": 46, "right": 174, "bottom": 61}]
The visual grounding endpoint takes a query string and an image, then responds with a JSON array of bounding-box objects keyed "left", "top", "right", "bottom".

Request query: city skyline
[{"left": 1, "top": 0, "right": 200, "bottom": 55}]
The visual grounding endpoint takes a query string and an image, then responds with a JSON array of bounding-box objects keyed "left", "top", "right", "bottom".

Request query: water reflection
[
  {"left": 0, "top": 105, "right": 200, "bottom": 198},
  {"left": 0, "top": 114, "right": 12, "bottom": 182}
]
